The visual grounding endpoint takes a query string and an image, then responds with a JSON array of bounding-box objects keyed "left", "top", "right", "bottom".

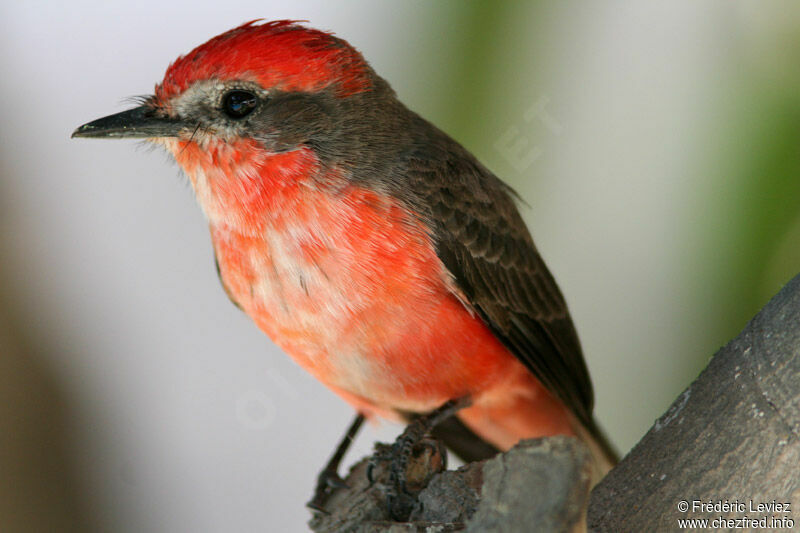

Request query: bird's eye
[{"left": 222, "top": 90, "right": 258, "bottom": 119}]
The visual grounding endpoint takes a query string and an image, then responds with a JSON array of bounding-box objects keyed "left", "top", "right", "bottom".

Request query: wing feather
[{"left": 403, "top": 143, "right": 594, "bottom": 427}]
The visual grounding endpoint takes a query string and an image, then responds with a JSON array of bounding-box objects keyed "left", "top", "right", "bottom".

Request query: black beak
[{"left": 72, "top": 105, "right": 189, "bottom": 139}]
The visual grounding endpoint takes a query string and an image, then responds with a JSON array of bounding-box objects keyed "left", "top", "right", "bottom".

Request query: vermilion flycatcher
[{"left": 74, "top": 20, "right": 616, "bottom": 510}]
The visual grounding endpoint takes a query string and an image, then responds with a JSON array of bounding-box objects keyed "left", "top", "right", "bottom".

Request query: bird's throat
[{"left": 163, "top": 137, "right": 323, "bottom": 233}]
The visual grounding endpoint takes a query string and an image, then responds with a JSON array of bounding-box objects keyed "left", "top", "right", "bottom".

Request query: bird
[{"left": 73, "top": 19, "right": 616, "bottom": 514}]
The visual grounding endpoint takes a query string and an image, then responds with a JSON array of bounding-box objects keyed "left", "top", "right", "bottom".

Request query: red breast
[{"left": 169, "top": 136, "right": 530, "bottom": 418}]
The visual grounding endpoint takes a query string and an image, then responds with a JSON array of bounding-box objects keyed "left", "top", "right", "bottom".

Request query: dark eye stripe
[{"left": 222, "top": 90, "right": 258, "bottom": 119}]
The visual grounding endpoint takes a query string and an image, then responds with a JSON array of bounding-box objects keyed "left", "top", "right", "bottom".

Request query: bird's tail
[{"left": 572, "top": 415, "right": 618, "bottom": 480}]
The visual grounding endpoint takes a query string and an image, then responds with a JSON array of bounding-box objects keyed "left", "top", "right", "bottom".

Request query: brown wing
[{"left": 404, "top": 144, "right": 594, "bottom": 428}]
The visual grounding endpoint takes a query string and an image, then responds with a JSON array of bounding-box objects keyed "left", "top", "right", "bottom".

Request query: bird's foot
[
  {"left": 306, "top": 413, "right": 365, "bottom": 513},
  {"left": 310, "top": 400, "right": 465, "bottom": 520},
  {"left": 307, "top": 465, "right": 350, "bottom": 512},
  {"left": 366, "top": 433, "right": 447, "bottom": 520},
  {"left": 369, "top": 399, "right": 468, "bottom": 520},
  {"left": 384, "top": 435, "right": 447, "bottom": 520}
]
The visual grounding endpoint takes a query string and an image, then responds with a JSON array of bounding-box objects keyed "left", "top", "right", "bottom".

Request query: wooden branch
[
  {"left": 588, "top": 273, "right": 800, "bottom": 531},
  {"left": 309, "top": 436, "right": 592, "bottom": 532}
]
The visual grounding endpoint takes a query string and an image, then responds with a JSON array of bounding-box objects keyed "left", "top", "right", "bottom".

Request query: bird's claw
[
  {"left": 307, "top": 467, "right": 349, "bottom": 512},
  {"left": 366, "top": 442, "right": 392, "bottom": 484},
  {"left": 383, "top": 432, "right": 447, "bottom": 521}
]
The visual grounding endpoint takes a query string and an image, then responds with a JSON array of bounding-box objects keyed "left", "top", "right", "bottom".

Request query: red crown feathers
[{"left": 156, "top": 20, "right": 371, "bottom": 102}]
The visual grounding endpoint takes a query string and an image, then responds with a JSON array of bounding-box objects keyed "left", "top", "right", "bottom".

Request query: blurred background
[{"left": 2, "top": 1, "right": 800, "bottom": 531}]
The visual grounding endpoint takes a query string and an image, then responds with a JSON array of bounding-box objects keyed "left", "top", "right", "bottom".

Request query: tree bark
[{"left": 588, "top": 273, "right": 800, "bottom": 531}]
